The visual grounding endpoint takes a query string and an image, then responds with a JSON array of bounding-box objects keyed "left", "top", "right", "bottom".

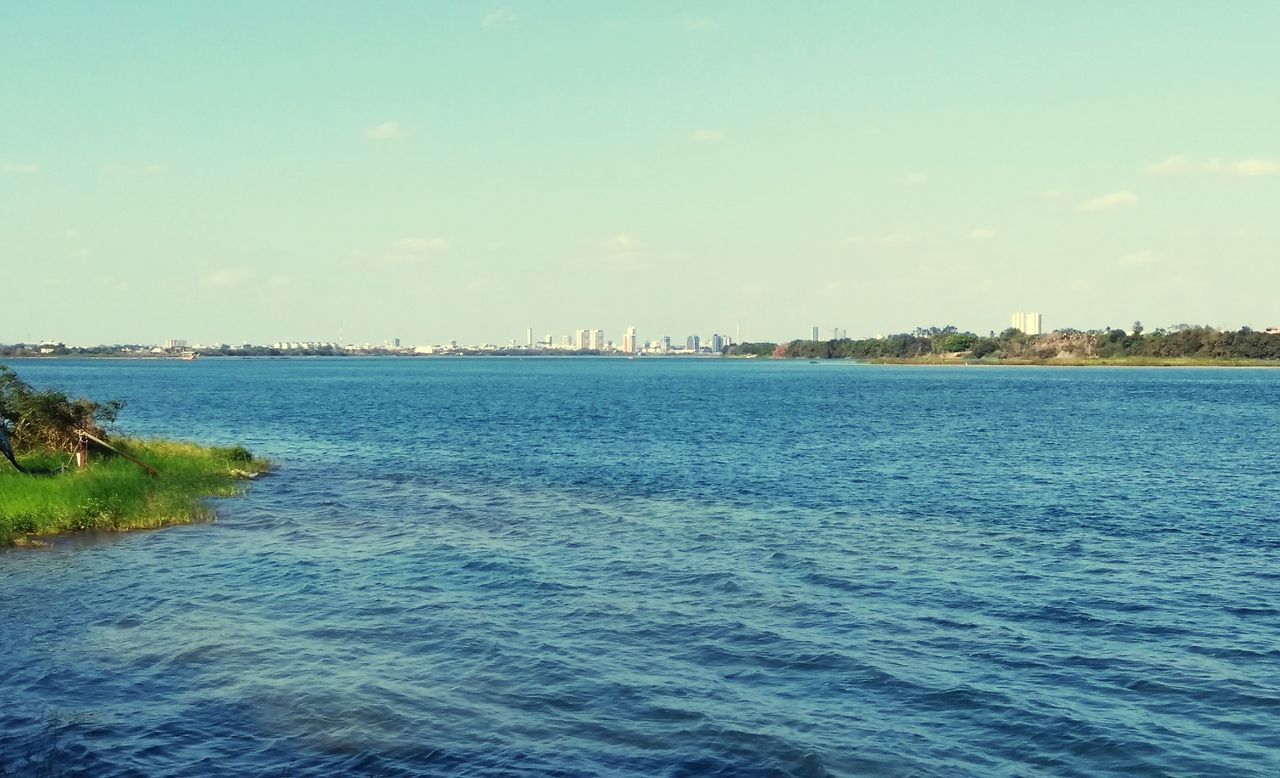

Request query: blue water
[{"left": 2, "top": 358, "right": 1279, "bottom": 776}]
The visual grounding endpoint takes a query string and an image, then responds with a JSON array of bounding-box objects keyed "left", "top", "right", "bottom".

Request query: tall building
[
  {"left": 587, "top": 329, "right": 604, "bottom": 350},
  {"left": 711, "top": 334, "right": 724, "bottom": 353},
  {"left": 811, "top": 325, "right": 820, "bottom": 341},
  {"left": 575, "top": 329, "right": 590, "bottom": 349},
  {"left": 662, "top": 335, "right": 671, "bottom": 353},
  {"left": 526, "top": 327, "right": 533, "bottom": 347},
  {"left": 1011, "top": 311, "right": 1043, "bottom": 335},
  {"left": 687, "top": 334, "right": 701, "bottom": 352},
  {"left": 622, "top": 326, "right": 637, "bottom": 354}
]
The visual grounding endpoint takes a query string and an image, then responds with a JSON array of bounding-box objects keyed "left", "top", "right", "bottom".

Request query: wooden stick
[{"left": 77, "top": 430, "right": 160, "bottom": 478}]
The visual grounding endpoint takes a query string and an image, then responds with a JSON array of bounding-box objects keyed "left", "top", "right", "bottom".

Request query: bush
[{"left": 0, "top": 365, "right": 123, "bottom": 453}]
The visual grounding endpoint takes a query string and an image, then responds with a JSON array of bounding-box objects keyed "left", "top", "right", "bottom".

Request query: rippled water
[{"left": 3, "top": 358, "right": 1279, "bottom": 776}]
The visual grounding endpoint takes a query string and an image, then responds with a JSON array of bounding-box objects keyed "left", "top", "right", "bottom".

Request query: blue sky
[{"left": 2, "top": 2, "right": 1277, "bottom": 345}]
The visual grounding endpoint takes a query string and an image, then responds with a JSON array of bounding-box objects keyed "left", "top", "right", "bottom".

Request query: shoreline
[
  {"left": 1, "top": 439, "right": 270, "bottom": 548},
  {"left": 6, "top": 352, "right": 1280, "bottom": 368}
]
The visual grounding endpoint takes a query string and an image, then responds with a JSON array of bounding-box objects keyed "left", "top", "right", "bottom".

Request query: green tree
[{"left": 0, "top": 366, "right": 123, "bottom": 452}]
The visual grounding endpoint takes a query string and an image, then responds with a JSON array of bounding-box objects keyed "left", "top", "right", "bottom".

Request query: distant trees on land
[{"left": 722, "top": 324, "right": 1280, "bottom": 361}]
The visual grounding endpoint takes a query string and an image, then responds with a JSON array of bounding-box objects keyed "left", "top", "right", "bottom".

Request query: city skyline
[{"left": 3, "top": 4, "right": 1278, "bottom": 344}]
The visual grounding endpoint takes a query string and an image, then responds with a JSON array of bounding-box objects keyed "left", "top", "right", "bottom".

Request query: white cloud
[
  {"left": 1078, "top": 190, "right": 1138, "bottom": 211},
  {"left": 1145, "top": 154, "right": 1278, "bottom": 177},
  {"left": 395, "top": 236, "right": 448, "bottom": 252},
  {"left": 1231, "top": 158, "right": 1279, "bottom": 177},
  {"left": 1043, "top": 188, "right": 1063, "bottom": 200},
  {"left": 1145, "top": 155, "right": 1199, "bottom": 175},
  {"left": 683, "top": 16, "right": 718, "bottom": 31},
  {"left": 3, "top": 163, "right": 40, "bottom": 175},
  {"left": 203, "top": 268, "right": 254, "bottom": 287},
  {"left": 968, "top": 228, "right": 995, "bottom": 241},
  {"left": 102, "top": 164, "right": 164, "bottom": 177},
  {"left": 690, "top": 129, "right": 725, "bottom": 144},
  {"left": 900, "top": 172, "right": 927, "bottom": 186},
  {"left": 364, "top": 121, "right": 411, "bottom": 141},
  {"left": 482, "top": 8, "right": 517, "bottom": 28},
  {"left": 347, "top": 237, "right": 450, "bottom": 268},
  {"left": 1117, "top": 250, "right": 1159, "bottom": 267},
  {"left": 602, "top": 232, "right": 638, "bottom": 250}
]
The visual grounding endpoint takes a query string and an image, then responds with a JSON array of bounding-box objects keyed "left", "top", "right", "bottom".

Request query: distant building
[
  {"left": 811, "top": 325, "right": 820, "bottom": 341},
  {"left": 526, "top": 327, "right": 533, "bottom": 347},
  {"left": 164, "top": 338, "right": 187, "bottom": 350},
  {"left": 662, "top": 335, "right": 671, "bottom": 353},
  {"left": 710, "top": 334, "right": 724, "bottom": 353},
  {"left": 622, "top": 326, "right": 637, "bottom": 354},
  {"left": 1011, "top": 311, "right": 1043, "bottom": 335},
  {"left": 575, "top": 329, "right": 590, "bottom": 349},
  {"left": 589, "top": 329, "right": 604, "bottom": 350},
  {"left": 687, "top": 335, "right": 701, "bottom": 352}
]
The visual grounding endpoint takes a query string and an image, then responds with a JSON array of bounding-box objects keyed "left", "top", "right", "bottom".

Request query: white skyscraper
[
  {"left": 811, "top": 325, "right": 820, "bottom": 341},
  {"left": 526, "top": 327, "right": 533, "bottom": 347},
  {"left": 1011, "top": 311, "right": 1043, "bottom": 335},
  {"left": 622, "top": 326, "right": 637, "bottom": 354},
  {"left": 589, "top": 329, "right": 604, "bottom": 350},
  {"left": 575, "top": 329, "right": 590, "bottom": 349}
]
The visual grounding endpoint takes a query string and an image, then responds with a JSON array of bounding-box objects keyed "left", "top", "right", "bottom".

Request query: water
[{"left": 2, "top": 358, "right": 1279, "bottom": 776}]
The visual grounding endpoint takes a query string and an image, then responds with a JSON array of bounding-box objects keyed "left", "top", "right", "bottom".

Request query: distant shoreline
[{"left": 5, "top": 353, "right": 1279, "bottom": 367}]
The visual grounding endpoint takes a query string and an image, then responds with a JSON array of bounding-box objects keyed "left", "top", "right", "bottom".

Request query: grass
[{"left": 0, "top": 439, "right": 269, "bottom": 547}]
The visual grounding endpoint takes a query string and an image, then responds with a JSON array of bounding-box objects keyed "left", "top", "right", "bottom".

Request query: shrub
[{"left": 0, "top": 365, "right": 123, "bottom": 453}]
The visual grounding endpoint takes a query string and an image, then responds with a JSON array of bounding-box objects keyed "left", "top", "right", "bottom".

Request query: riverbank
[{"left": 0, "top": 439, "right": 269, "bottom": 547}]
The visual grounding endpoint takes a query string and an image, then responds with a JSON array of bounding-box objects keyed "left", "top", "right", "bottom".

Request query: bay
[{"left": 2, "top": 358, "right": 1279, "bottom": 776}]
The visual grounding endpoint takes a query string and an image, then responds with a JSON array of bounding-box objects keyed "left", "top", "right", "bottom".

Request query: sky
[{"left": 2, "top": 1, "right": 1278, "bottom": 346}]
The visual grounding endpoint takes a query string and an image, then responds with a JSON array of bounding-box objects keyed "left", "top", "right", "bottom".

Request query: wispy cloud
[
  {"left": 1078, "top": 190, "right": 1138, "bottom": 211},
  {"left": 1043, "top": 188, "right": 1063, "bottom": 200},
  {"left": 1117, "top": 250, "right": 1159, "bottom": 267},
  {"left": 1230, "top": 158, "right": 1279, "bottom": 177},
  {"left": 683, "top": 16, "right": 718, "bottom": 31},
  {"left": 968, "top": 228, "right": 996, "bottom": 241},
  {"left": 690, "top": 129, "right": 725, "bottom": 144},
  {"left": 482, "top": 7, "right": 517, "bottom": 28},
  {"left": 364, "top": 121, "right": 411, "bottom": 142},
  {"left": 3, "top": 162, "right": 40, "bottom": 175},
  {"left": 1145, "top": 155, "right": 1279, "bottom": 177},
  {"left": 601, "top": 232, "right": 638, "bottom": 251},
  {"left": 900, "top": 172, "right": 927, "bottom": 186},
  {"left": 102, "top": 164, "right": 164, "bottom": 177}
]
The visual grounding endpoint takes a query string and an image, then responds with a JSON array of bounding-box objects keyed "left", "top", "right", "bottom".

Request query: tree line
[{"left": 725, "top": 324, "right": 1280, "bottom": 361}]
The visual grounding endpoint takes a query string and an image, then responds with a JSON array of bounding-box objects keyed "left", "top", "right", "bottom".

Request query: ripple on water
[{"left": 3, "top": 360, "right": 1280, "bottom": 776}]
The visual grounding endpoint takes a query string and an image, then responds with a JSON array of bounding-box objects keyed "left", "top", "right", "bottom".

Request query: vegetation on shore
[
  {"left": 726, "top": 323, "right": 1280, "bottom": 364},
  {"left": 1, "top": 364, "right": 268, "bottom": 547},
  {"left": 1, "top": 440, "right": 269, "bottom": 546}
]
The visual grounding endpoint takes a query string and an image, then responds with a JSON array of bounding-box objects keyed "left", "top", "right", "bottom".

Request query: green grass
[{"left": 0, "top": 439, "right": 269, "bottom": 547}]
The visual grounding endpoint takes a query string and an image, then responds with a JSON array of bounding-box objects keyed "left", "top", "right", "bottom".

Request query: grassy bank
[{"left": 0, "top": 439, "right": 269, "bottom": 547}]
